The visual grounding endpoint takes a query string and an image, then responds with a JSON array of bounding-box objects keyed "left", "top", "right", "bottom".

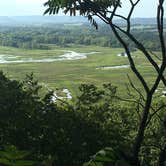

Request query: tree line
[{"left": 0, "top": 24, "right": 162, "bottom": 50}]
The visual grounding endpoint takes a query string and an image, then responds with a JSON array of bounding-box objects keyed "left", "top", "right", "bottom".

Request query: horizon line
[{"left": 0, "top": 15, "right": 163, "bottom": 19}]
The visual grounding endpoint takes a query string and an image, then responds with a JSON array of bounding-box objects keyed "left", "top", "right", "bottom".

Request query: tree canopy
[
  {"left": 44, "top": 0, "right": 120, "bottom": 29},
  {"left": 44, "top": 0, "right": 166, "bottom": 166}
]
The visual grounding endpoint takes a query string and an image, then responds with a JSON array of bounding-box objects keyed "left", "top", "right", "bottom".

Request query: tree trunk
[
  {"left": 158, "top": 147, "right": 166, "bottom": 166},
  {"left": 132, "top": 94, "right": 152, "bottom": 166}
]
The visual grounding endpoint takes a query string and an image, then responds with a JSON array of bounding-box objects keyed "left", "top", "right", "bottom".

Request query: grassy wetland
[
  {"left": 0, "top": 44, "right": 163, "bottom": 97},
  {"left": 0, "top": 21, "right": 165, "bottom": 98}
]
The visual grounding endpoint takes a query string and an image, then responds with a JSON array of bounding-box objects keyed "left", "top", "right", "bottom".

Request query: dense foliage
[
  {"left": 0, "top": 72, "right": 165, "bottom": 166},
  {"left": 0, "top": 72, "right": 130, "bottom": 166},
  {"left": 0, "top": 24, "right": 163, "bottom": 50}
]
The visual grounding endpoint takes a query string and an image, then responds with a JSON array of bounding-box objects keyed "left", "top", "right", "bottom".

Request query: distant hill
[
  {"left": 115, "top": 18, "right": 166, "bottom": 26},
  {"left": 0, "top": 16, "right": 165, "bottom": 26},
  {"left": 0, "top": 16, "right": 88, "bottom": 26}
]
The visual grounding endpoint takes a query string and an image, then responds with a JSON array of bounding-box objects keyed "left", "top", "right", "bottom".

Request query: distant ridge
[
  {"left": 0, "top": 16, "right": 88, "bottom": 26},
  {"left": 0, "top": 16, "right": 165, "bottom": 26},
  {"left": 115, "top": 18, "right": 166, "bottom": 25}
]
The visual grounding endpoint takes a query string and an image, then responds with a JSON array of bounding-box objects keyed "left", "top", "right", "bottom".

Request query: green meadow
[{"left": 0, "top": 45, "right": 163, "bottom": 97}]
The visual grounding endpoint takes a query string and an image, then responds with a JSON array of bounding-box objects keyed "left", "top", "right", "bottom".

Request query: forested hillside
[{"left": 0, "top": 23, "right": 163, "bottom": 50}]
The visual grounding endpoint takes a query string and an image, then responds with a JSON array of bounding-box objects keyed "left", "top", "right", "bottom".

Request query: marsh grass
[{"left": 0, "top": 45, "right": 162, "bottom": 97}]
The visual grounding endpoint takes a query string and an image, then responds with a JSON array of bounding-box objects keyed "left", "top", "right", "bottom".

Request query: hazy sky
[
  {"left": 0, "top": 0, "right": 165, "bottom": 17},
  {"left": 0, "top": 0, "right": 45, "bottom": 16}
]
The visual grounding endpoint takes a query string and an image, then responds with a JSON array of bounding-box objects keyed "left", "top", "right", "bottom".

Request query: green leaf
[
  {"left": 0, "top": 158, "right": 12, "bottom": 166},
  {"left": 12, "top": 160, "right": 34, "bottom": 166}
]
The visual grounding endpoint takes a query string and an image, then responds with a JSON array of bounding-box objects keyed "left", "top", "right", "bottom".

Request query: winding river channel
[{"left": 0, "top": 51, "right": 98, "bottom": 64}]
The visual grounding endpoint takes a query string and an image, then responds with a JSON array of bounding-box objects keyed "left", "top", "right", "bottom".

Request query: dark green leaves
[
  {"left": 84, "top": 148, "right": 118, "bottom": 166},
  {"left": 0, "top": 145, "right": 34, "bottom": 166},
  {"left": 87, "top": 15, "right": 98, "bottom": 29},
  {"left": 43, "top": 0, "right": 119, "bottom": 29}
]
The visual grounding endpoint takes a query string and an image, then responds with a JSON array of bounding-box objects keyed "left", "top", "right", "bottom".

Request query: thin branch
[
  {"left": 134, "top": 0, "right": 141, "bottom": 6},
  {"left": 105, "top": 10, "right": 127, "bottom": 20},
  {"left": 129, "top": 0, "right": 134, "bottom": 5},
  {"left": 127, "top": 74, "right": 145, "bottom": 101},
  {"left": 149, "top": 51, "right": 162, "bottom": 61},
  {"left": 126, "top": 83, "right": 136, "bottom": 98},
  {"left": 95, "top": 13, "right": 109, "bottom": 24},
  {"left": 111, "top": 23, "right": 166, "bottom": 87},
  {"left": 110, "top": 0, "right": 120, "bottom": 20},
  {"left": 156, "top": 112, "right": 165, "bottom": 124},
  {"left": 117, "top": 95, "right": 144, "bottom": 120},
  {"left": 146, "top": 104, "right": 166, "bottom": 126},
  {"left": 157, "top": 0, "right": 166, "bottom": 60},
  {"left": 105, "top": 1, "right": 150, "bottom": 93},
  {"left": 150, "top": 0, "right": 166, "bottom": 94},
  {"left": 117, "top": 96, "right": 143, "bottom": 107},
  {"left": 112, "top": 24, "right": 150, "bottom": 93},
  {"left": 126, "top": 0, "right": 138, "bottom": 33},
  {"left": 96, "top": 1, "right": 165, "bottom": 86}
]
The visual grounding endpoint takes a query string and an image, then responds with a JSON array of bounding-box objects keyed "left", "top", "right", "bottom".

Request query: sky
[
  {"left": 0, "top": 0, "right": 46, "bottom": 16},
  {"left": 0, "top": 0, "right": 165, "bottom": 17}
]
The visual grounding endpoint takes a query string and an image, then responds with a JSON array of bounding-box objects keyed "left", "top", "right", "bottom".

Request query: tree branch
[
  {"left": 146, "top": 104, "right": 166, "bottom": 127},
  {"left": 111, "top": 23, "right": 166, "bottom": 87}
]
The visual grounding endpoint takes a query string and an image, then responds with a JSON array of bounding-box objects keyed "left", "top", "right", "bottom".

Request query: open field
[{"left": 0, "top": 45, "right": 164, "bottom": 97}]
